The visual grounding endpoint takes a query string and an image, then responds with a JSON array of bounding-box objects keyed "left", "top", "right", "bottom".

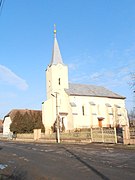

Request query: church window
[
  {"left": 82, "top": 106, "right": 85, "bottom": 116},
  {"left": 58, "top": 78, "right": 61, "bottom": 85}
]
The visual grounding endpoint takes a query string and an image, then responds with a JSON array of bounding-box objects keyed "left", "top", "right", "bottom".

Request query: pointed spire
[{"left": 50, "top": 24, "right": 64, "bottom": 66}]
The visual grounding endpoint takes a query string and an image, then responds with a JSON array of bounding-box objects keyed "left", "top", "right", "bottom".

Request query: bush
[{"left": 10, "top": 111, "right": 45, "bottom": 133}]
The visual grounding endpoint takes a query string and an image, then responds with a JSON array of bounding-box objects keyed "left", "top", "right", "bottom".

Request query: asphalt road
[{"left": 0, "top": 141, "right": 135, "bottom": 180}]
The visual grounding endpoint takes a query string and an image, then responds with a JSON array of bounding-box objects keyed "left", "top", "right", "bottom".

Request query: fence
[
  {"left": 0, "top": 127, "right": 117, "bottom": 144},
  {"left": 91, "top": 128, "right": 117, "bottom": 143},
  {"left": 0, "top": 133, "right": 12, "bottom": 140},
  {"left": 129, "top": 127, "right": 135, "bottom": 139},
  {"left": 122, "top": 126, "right": 135, "bottom": 145},
  {"left": 41, "top": 127, "right": 117, "bottom": 144},
  {"left": 17, "top": 133, "right": 34, "bottom": 139}
]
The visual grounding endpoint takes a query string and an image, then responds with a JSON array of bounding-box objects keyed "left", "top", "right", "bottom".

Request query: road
[{"left": 0, "top": 141, "right": 135, "bottom": 180}]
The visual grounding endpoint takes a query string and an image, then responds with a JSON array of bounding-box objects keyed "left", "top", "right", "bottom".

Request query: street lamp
[{"left": 51, "top": 92, "right": 60, "bottom": 143}]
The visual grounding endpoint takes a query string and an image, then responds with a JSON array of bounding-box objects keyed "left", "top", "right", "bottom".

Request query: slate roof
[
  {"left": 50, "top": 32, "right": 63, "bottom": 65},
  {"left": 65, "top": 83, "right": 125, "bottom": 99}
]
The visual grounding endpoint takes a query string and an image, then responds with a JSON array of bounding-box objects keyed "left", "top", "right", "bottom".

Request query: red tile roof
[{"left": 4, "top": 109, "right": 42, "bottom": 122}]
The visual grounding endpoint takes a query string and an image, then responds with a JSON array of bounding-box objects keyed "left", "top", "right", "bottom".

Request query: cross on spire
[{"left": 54, "top": 24, "right": 56, "bottom": 37}]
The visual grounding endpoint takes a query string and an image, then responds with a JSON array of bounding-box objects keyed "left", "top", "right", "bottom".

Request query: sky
[{"left": 0, "top": 0, "right": 135, "bottom": 119}]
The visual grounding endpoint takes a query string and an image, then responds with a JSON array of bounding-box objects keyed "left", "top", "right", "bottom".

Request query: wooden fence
[
  {"left": 40, "top": 127, "right": 117, "bottom": 144},
  {"left": 2, "top": 127, "right": 135, "bottom": 145},
  {"left": 1, "top": 127, "right": 117, "bottom": 144},
  {"left": 91, "top": 128, "right": 117, "bottom": 143}
]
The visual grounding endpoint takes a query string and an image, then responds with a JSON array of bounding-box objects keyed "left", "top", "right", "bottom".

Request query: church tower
[
  {"left": 46, "top": 25, "right": 68, "bottom": 99},
  {"left": 42, "top": 25, "right": 70, "bottom": 134}
]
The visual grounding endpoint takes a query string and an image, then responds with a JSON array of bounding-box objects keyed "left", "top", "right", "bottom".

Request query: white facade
[
  {"left": 3, "top": 116, "right": 12, "bottom": 135},
  {"left": 68, "top": 95, "right": 128, "bottom": 129},
  {"left": 42, "top": 29, "right": 129, "bottom": 134}
]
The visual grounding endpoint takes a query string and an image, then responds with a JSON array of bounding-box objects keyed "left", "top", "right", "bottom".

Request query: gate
[
  {"left": 116, "top": 127, "right": 123, "bottom": 143},
  {"left": 91, "top": 127, "right": 117, "bottom": 143}
]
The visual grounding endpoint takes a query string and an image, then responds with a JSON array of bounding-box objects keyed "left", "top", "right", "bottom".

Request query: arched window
[
  {"left": 82, "top": 106, "right": 85, "bottom": 116},
  {"left": 58, "top": 78, "right": 61, "bottom": 85}
]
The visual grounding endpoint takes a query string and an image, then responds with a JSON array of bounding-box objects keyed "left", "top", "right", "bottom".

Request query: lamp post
[{"left": 51, "top": 92, "right": 60, "bottom": 143}]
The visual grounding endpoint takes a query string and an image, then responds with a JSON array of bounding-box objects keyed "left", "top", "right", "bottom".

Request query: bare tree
[{"left": 130, "top": 73, "right": 135, "bottom": 91}]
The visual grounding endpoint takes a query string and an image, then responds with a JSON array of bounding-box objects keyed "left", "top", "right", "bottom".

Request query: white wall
[
  {"left": 3, "top": 117, "right": 12, "bottom": 135},
  {"left": 69, "top": 95, "right": 128, "bottom": 129},
  {"left": 46, "top": 64, "right": 68, "bottom": 100}
]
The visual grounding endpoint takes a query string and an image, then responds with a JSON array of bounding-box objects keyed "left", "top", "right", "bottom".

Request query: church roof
[
  {"left": 50, "top": 25, "right": 63, "bottom": 65},
  {"left": 65, "top": 83, "right": 125, "bottom": 99}
]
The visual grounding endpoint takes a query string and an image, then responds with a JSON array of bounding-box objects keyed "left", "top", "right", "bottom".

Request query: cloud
[
  {"left": 67, "top": 52, "right": 96, "bottom": 71},
  {"left": 90, "top": 72, "right": 103, "bottom": 80},
  {"left": 68, "top": 63, "right": 78, "bottom": 71},
  {"left": 124, "top": 44, "right": 135, "bottom": 57},
  {"left": 70, "top": 64, "right": 132, "bottom": 90},
  {"left": 93, "top": 66, "right": 131, "bottom": 89},
  {"left": 0, "top": 65, "right": 28, "bottom": 90},
  {"left": 71, "top": 74, "right": 89, "bottom": 83},
  {"left": 0, "top": 92, "right": 17, "bottom": 99}
]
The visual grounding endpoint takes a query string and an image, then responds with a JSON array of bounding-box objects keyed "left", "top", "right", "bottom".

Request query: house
[
  {"left": 0, "top": 120, "right": 3, "bottom": 133},
  {"left": 3, "top": 109, "right": 42, "bottom": 135},
  {"left": 128, "top": 110, "right": 135, "bottom": 126},
  {"left": 42, "top": 28, "right": 129, "bottom": 134}
]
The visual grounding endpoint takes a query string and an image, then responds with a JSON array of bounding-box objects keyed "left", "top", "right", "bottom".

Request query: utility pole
[
  {"left": 55, "top": 92, "right": 60, "bottom": 143},
  {"left": 51, "top": 92, "right": 60, "bottom": 143}
]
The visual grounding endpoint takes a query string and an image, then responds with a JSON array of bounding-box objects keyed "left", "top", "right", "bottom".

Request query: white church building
[{"left": 42, "top": 28, "right": 129, "bottom": 134}]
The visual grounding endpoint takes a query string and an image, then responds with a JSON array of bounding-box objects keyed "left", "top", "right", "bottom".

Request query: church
[{"left": 42, "top": 27, "right": 129, "bottom": 134}]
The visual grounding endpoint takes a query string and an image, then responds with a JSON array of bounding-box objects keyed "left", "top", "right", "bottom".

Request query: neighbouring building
[
  {"left": 41, "top": 28, "right": 128, "bottom": 134},
  {"left": 0, "top": 120, "right": 3, "bottom": 133},
  {"left": 3, "top": 109, "right": 42, "bottom": 135}
]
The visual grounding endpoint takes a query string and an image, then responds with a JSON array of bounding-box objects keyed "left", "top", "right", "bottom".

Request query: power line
[
  {"left": 0, "top": 0, "right": 5, "bottom": 16},
  {"left": 0, "top": 0, "right": 3, "bottom": 6}
]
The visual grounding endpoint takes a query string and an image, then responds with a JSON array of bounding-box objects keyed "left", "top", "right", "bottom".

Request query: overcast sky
[{"left": 0, "top": 0, "right": 135, "bottom": 119}]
